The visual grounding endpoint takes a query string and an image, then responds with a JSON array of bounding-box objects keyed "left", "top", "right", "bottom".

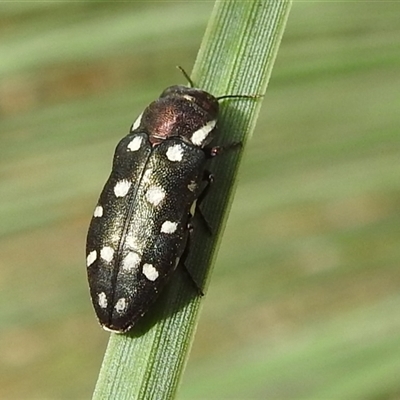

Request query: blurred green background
[{"left": 1, "top": 2, "right": 400, "bottom": 399}]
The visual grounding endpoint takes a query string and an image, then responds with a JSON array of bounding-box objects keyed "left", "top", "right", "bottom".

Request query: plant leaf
[{"left": 92, "top": 1, "right": 292, "bottom": 399}]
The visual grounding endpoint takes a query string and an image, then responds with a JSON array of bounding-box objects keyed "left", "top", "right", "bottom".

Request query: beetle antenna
[
  {"left": 176, "top": 66, "right": 195, "bottom": 88},
  {"left": 216, "top": 94, "right": 263, "bottom": 101}
]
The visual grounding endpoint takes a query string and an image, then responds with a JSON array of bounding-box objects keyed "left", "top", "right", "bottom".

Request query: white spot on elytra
[
  {"left": 125, "top": 234, "right": 139, "bottom": 250},
  {"left": 127, "top": 136, "right": 142, "bottom": 152},
  {"left": 131, "top": 113, "right": 143, "bottom": 131},
  {"left": 94, "top": 205, "right": 103, "bottom": 217},
  {"left": 114, "top": 180, "right": 131, "bottom": 197},
  {"left": 98, "top": 292, "right": 107, "bottom": 309},
  {"left": 183, "top": 94, "right": 195, "bottom": 102},
  {"left": 191, "top": 120, "right": 216, "bottom": 146},
  {"left": 142, "top": 168, "right": 153, "bottom": 184},
  {"left": 174, "top": 257, "right": 180, "bottom": 268},
  {"left": 143, "top": 263, "right": 159, "bottom": 281},
  {"left": 122, "top": 251, "right": 141, "bottom": 272},
  {"left": 87, "top": 250, "right": 97, "bottom": 267},
  {"left": 187, "top": 181, "right": 197, "bottom": 192},
  {"left": 100, "top": 246, "right": 114, "bottom": 262},
  {"left": 166, "top": 144, "right": 184, "bottom": 162},
  {"left": 145, "top": 186, "right": 165, "bottom": 206},
  {"left": 161, "top": 220, "right": 178, "bottom": 234},
  {"left": 114, "top": 298, "right": 127, "bottom": 313}
]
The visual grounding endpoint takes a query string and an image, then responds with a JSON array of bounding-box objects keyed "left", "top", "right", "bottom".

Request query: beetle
[{"left": 86, "top": 71, "right": 255, "bottom": 333}]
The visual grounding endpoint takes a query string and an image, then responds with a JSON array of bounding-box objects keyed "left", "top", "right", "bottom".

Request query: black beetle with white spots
[{"left": 86, "top": 78, "right": 255, "bottom": 333}]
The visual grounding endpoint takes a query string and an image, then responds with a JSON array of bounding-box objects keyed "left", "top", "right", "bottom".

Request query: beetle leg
[
  {"left": 180, "top": 226, "right": 204, "bottom": 296},
  {"left": 204, "top": 141, "right": 242, "bottom": 158},
  {"left": 193, "top": 171, "right": 214, "bottom": 234}
]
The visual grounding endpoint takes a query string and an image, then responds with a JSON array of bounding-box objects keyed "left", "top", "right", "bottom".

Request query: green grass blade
[{"left": 92, "top": 1, "right": 292, "bottom": 399}]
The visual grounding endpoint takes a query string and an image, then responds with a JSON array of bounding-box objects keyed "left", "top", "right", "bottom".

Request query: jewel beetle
[{"left": 86, "top": 71, "right": 255, "bottom": 333}]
